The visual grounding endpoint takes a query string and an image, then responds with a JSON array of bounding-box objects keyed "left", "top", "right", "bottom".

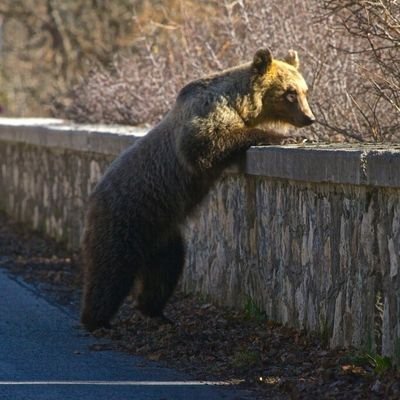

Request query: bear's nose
[{"left": 303, "top": 114, "right": 316, "bottom": 126}]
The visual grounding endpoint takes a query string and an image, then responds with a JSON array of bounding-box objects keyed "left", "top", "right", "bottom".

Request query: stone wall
[
  {"left": 1, "top": 118, "right": 399, "bottom": 360},
  {"left": 0, "top": 119, "right": 144, "bottom": 248}
]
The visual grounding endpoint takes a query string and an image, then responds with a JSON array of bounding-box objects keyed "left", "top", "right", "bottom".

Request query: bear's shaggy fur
[{"left": 80, "top": 48, "right": 315, "bottom": 331}]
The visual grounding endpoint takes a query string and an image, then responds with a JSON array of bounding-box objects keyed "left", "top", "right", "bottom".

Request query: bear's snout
[{"left": 302, "top": 114, "right": 316, "bottom": 126}]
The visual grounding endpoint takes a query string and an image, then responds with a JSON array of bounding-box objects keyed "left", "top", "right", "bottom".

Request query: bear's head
[{"left": 250, "top": 48, "right": 315, "bottom": 130}]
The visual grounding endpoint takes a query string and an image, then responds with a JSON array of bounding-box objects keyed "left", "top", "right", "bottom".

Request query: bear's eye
[{"left": 285, "top": 91, "right": 297, "bottom": 103}]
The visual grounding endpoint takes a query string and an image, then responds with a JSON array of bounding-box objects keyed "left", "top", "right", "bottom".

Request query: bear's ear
[
  {"left": 252, "top": 48, "right": 273, "bottom": 75},
  {"left": 285, "top": 49, "right": 300, "bottom": 69}
]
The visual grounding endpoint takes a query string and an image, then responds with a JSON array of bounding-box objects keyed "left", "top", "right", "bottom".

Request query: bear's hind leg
[
  {"left": 137, "top": 233, "right": 185, "bottom": 320},
  {"left": 81, "top": 251, "right": 141, "bottom": 332}
]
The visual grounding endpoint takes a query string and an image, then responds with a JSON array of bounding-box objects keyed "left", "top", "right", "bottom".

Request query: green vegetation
[
  {"left": 342, "top": 351, "right": 394, "bottom": 376},
  {"left": 243, "top": 297, "right": 267, "bottom": 321},
  {"left": 231, "top": 348, "right": 261, "bottom": 369}
]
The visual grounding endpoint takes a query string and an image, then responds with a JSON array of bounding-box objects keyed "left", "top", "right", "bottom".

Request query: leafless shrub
[
  {"left": 318, "top": 0, "right": 400, "bottom": 141},
  {"left": 2, "top": 0, "right": 399, "bottom": 142},
  {"left": 63, "top": 0, "right": 399, "bottom": 142},
  {"left": 61, "top": 0, "right": 331, "bottom": 134}
]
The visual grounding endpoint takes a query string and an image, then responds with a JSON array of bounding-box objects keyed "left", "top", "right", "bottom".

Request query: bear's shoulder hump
[{"left": 177, "top": 79, "right": 209, "bottom": 102}]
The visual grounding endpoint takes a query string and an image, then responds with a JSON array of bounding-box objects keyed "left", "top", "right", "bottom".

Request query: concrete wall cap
[{"left": 1, "top": 118, "right": 400, "bottom": 187}]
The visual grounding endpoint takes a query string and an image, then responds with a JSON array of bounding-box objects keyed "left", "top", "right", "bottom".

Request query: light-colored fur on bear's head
[
  {"left": 173, "top": 46, "right": 315, "bottom": 169},
  {"left": 175, "top": 47, "right": 314, "bottom": 136},
  {"left": 246, "top": 47, "right": 315, "bottom": 132}
]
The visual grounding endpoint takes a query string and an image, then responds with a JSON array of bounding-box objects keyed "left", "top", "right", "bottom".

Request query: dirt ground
[{"left": 0, "top": 211, "right": 399, "bottom": 399}]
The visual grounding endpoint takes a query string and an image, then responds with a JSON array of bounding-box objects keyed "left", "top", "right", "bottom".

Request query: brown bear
[{"left": 80, "top": 48, "right": 315, "bottom": 331}]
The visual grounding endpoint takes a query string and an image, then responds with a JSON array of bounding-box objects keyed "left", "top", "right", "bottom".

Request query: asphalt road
[{"left": 0, "top": 269, "right": 249, "bottom": 400}]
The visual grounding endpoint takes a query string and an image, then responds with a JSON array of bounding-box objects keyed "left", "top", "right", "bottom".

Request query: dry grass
[{"left": 0, "top": 0, "right": 140, "bottom": 116}]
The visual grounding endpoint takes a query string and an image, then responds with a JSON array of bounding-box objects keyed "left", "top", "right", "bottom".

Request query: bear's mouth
[{"left": 255, "top": 120, "right": 293, "bottom": 135}]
